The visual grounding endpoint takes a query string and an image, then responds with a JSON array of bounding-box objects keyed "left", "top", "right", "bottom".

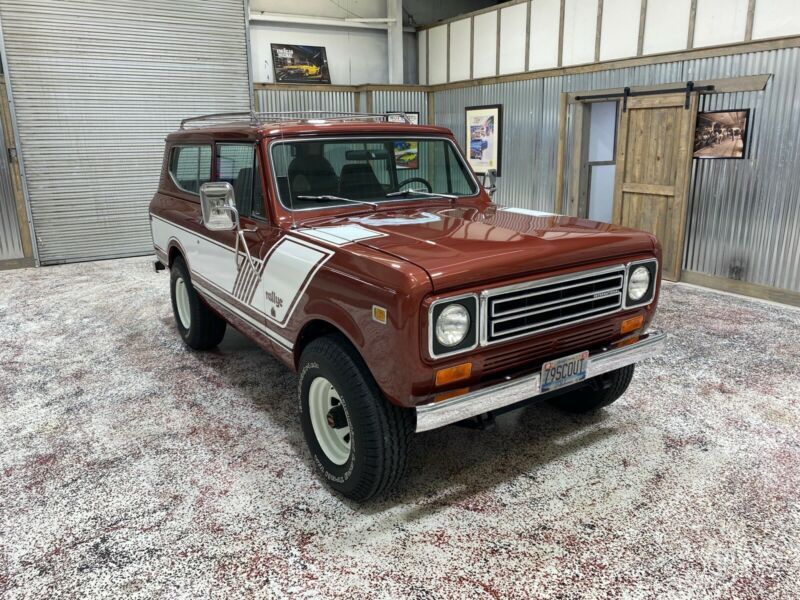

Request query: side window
[
  {"left": 216, "top": 143, "right": 264, "bottom": 219},
  {"left": 169, "top": 145, "right": 211, "bottom": 195}
]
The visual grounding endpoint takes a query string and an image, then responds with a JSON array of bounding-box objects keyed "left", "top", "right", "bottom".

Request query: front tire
[
  {"left": 170, "top": 256, "right": 226, "bottom": 350},
  {"left": 549, "top": 365, "right": 635, "bottom": 413},
  {"left": 298, "top": 334, "right": 414, "bottom": 501}
]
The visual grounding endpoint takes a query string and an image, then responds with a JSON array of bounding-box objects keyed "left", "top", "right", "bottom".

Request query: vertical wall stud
[
  {"left": 426, "top": 29, "right": 430, "bottom": 85},
  {"left": 557, "top": 0, "right": 566, "bottom": 67},
  {"left": 469, "top": 16, "right": 475, "bottom": 79},
  {"left": 745, "top": 0, "right": 756, "bottom": 41},
  {"left": 637, "top": 0, "right": 648, "bottom": 56},
  {"left": 595, "top": 0, "right": 604, "bottom": 62},
  {"left": 446, "top": 23, "right": 451, "bottom": 83},
  {"left": 524, "top": 1, "right": 532, "bottom": 72},
  {"left": 495, "top": 9, "right": 501, "bottom": 76},
  {"left": 687, "top": 0, "right": 698, "bottom": 49}
]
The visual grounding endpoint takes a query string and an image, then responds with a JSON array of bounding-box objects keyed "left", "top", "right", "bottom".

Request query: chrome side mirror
[
  {"left": 200, "top": 182, "right": 238, "bottom": 231},
  {"left": 482, "top": 168, "right": 497, "bottom": 197}
]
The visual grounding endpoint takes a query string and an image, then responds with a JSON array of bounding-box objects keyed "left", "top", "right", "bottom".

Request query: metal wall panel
[
  {"left": 683, "top": 50, "right": 800, "bottom": 291},
  {"left": 0, "top": 0, "right": 250, "bottom": 264},
  {"left": 0, "top": 97, "right": 23, "bottom": 260},
  {"left": 433, "top": 50, "right": 800, "bottom": 292},
  {"left": 371, "top": 90, "right": 428, "bottom": 123},
  {"left": 255, "top": 89, "right": 355, "bottom": 114}
]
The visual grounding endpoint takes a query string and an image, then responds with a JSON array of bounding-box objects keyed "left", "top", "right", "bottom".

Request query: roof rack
[{"left": 179, "top": 110, "right": 414, "bottom": 129}]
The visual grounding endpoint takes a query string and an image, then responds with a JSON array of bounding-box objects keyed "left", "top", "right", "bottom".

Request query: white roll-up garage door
[{"left": 0, "top": 0, "right": 251, "bottom": 264}]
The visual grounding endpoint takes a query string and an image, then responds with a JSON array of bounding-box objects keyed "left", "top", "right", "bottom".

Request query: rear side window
[
  {"left": 216, "top": 144, "right": 264, "bottom": 219},
  {"left": 169, "top": 145, "right": 211, "bottom": 194}
]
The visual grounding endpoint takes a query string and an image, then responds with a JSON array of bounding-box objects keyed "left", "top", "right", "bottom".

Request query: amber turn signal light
[
  {"left": 435, "top": 362, "right": 472, "bottom": 387},
  {"left": 614, "top": 335, "right": 640, "bottom": 348},
  {"left": 620, "top": 315, "right": 644, "bottom": 335}
]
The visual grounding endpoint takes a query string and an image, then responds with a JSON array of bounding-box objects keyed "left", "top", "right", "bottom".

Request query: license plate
[{"left": 541, "top": 350, "right": 589, "bottom": 393}]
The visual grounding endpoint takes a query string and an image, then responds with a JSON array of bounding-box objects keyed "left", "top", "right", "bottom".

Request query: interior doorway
[{"left": 569, "top": 91, "right": 699, "bottom": 281}]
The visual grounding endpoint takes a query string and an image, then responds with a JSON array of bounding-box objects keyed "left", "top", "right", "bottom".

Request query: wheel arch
[
  {"left": 167, "top": 237, "right": 189, "bottom": 270},
  {"left": 294, "top": 316, "right": 365, "bottom": 371}
]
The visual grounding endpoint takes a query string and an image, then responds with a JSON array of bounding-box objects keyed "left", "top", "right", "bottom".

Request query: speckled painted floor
[{"left": 1, "top": 257, "right": 799, "bottom": 599}]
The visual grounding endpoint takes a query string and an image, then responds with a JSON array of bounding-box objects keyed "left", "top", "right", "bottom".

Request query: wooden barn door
[{"left": 613, "top": 93, "right": 698, "bottom": 281}]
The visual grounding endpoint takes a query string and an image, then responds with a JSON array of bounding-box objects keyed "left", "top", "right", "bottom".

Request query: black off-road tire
[
  {"left": 549, "top": 365, "right": 635, "bottom": 414},
  {"left": 298, "top": 334, "right": 414, "bottom": 501},
  {"left": 170, "top": 255, "right": 227, "bottom": 350}
]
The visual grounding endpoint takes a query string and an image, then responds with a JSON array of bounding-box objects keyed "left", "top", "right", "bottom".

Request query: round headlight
[
  {"left": 435, "top": 304, "right": 471, "bottom": 347},
  {"left": 628, "top": 266, "right": 651, "bottom": 301}
]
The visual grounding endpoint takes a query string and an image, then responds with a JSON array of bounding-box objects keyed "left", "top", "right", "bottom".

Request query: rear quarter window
[{"left": 169, "top": 145, "right": 211, "bottom": 195}]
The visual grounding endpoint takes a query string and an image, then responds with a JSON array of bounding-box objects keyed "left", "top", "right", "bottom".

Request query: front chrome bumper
[{"left": 415, "top": 330, "right": 666, "bottom": 433}]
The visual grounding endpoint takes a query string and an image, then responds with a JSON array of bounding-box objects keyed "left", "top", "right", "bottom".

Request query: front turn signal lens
[
  {"left": 435, "top": 362, "right": 472, "bottom": 387},
  {"left": 615, "top": 335, "right": 640, "bottom": 348},
  {"left": 620, "top": 315, "right": 644, "bottom": 335}
]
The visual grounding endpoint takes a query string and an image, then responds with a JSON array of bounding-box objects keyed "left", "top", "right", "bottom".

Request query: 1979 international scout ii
[{"left": 150, "top": 111, "right": 665, "bottom": 501}]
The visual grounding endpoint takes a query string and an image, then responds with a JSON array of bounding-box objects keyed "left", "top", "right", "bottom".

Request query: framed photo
[
  {"left": 270, "top": 44, "right": 331, "bottom": 84},
  {"left": 465, "top": 104, "right": 502, "bottom": 175},
  {"left": 693, "top": 109, "right": 750, "bottom": 159},
  {"left": 386, "top": 111, "right": 419, "bottom": 125},
  {"left": 386, "top": 112, "right": 420, "bottom": 169}
]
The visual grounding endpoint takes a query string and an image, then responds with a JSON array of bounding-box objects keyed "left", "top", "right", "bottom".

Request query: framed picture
[
  {"left": 270, "top": 44, "right": 331, "bottom": 84},
  {"left": 465, "top": 104, "right": 502, "bottom": 175},
  {"left": 386, "top": 111, "right": 419, "bottom": 125},
  {"left": 386, "top": 112, "right": 420, "bottom": 169},
  {"left": 693, "top": 109, "right": 750, "bottom": 159}
]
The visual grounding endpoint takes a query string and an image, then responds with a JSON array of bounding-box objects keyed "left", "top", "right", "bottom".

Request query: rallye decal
[
  {"left": 150, "top": 214, "right": 335, "bottom": 350},
  {"left": 262, "top": 237, "right": 334, "bottom": 327},
  {"left": 232, "top": 255, "right": 264, "bottom": 305}
]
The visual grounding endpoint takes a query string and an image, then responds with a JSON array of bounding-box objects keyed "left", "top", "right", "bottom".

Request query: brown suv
[{"left": 149, "top": 111, "right": 664, "bottom": 500}]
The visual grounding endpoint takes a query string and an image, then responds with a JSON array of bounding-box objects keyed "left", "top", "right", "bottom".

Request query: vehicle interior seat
[
  {"left": 339, "top": 163, "right": 384, "bottom": 200},
  {"left": 288, "top": 150, "right": 339, "bottom": 198},
  {"left": 232, "top": 166, "right": 254, "bottom": 216}
]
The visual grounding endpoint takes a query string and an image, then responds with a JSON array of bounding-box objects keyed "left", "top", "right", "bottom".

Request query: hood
[{"left": 301, "top": 205, "right": 657, "bottom": 291}]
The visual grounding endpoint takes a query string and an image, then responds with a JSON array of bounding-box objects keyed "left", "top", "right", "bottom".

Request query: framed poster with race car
[
  {"left": 387, "top": 112, "right": 420, "bottom": 169},
  {"left": 465, "top": 104, "right": 502, "bottom": 175},
  {"left": 271, "top": 44, "right": 331, "bottom": 84}
]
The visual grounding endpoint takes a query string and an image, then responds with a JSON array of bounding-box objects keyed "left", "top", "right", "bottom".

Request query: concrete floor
[{"left": 1, "top": 257, "right": 799, "bottom": 598}]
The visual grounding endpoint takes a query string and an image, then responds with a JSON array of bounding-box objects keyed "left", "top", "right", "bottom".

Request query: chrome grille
[{"left": 485, "top": 266, "right": 625, "bottom": 343}]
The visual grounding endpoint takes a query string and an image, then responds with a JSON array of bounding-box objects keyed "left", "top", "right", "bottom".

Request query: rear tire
[
  {"left": 298, "top": 334, "right": 414, "bottom": 501},
  {"left": 170, "top": 255, "right": 226, "bottom": 350},
  {"left": 549, "top": 365, "right": 635, "bottom": 413}
]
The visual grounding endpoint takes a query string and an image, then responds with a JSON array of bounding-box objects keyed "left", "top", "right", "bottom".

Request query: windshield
[{"left": 270, "top": 137, "right": 479, "bottom": 210}]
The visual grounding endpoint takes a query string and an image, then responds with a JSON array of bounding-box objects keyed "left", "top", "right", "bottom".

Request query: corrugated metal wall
[
  {"left": 0, "top": 0, "right": 250, "bottom": 264},
  {"left": 0, "top": 90, "right": 23, "bottom": 261},
  {"left": 371, "top": 90, "right": 428, "bottom": 123},
  {"left": 253, "top": 88, "right": 429, "bottom": 124},
  {"left": 433, "top": 49, "right": 800, "bottom": 292},
  {"left": 255, "top": 89, "right": 355, "bottom": 113},
  {"left": 683, "top": 51, "right": 800, "bottom": 291}
]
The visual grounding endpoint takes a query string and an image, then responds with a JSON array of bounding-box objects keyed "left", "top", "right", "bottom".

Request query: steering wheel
[{"left": 397, "top": 177, "right": 433, "bottom": 193}]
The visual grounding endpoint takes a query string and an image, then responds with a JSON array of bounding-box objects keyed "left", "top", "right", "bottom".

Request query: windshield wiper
[
  {"left": 296, "top": 195, "right": 380, "bottom": 210},
  {"left": 385, "top": 189, "right": 459, "bottom": 199}
]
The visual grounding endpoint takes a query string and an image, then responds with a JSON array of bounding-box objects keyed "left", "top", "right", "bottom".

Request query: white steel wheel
[
  {"left": 308, "top": 376, "right": 352, "bottom": 465},
  {"left": 174, "top": 276, "right": 192, "bottom": 329}
]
